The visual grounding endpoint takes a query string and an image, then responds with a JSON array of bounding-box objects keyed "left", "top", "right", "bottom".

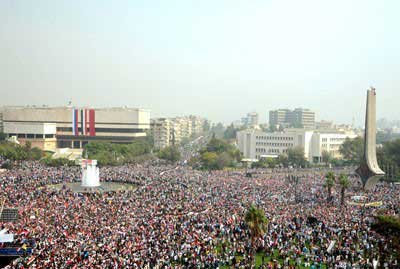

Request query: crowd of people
[{"left": 0, "top": 160, "right": 399, "bottom": 268}]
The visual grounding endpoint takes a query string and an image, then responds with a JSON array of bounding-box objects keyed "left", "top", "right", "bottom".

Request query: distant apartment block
[
  {"left": 241, "top": 112, "right": 259, "bottom": 127},
  {"left": 151, "top": 115, "right": 205, "bottom": 149},
  {"left": 269, "top": 108, "right": 315, "bottom": 129}
]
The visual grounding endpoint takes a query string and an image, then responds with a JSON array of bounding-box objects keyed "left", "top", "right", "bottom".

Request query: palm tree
[
  {"left": 324, "top": 171, "right": 335, "bottom": 202},
  {"left": 338, "top": 173, "right": 351, "bottom": 206},
  {"left": 245, "top": 204, "right": 268, "bottom": 263}
]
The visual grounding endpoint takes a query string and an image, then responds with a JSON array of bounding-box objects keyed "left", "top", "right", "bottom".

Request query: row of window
[
  {"left": 256, "top": 136, "right": 293, "bottom": 141},
  {"left": 256, "top": 142, "right": 294, "bottom": 147},
  {"left": 322, "top": 137, "right": 346, "bottom": 142},
  {"left": 56, "top": 127, "right": 146, "bottom": 133},
  {"left": 8, "top": 133, "right": 55, "bottom": 139},
  {"left": 256, "top": 148, "right": 288, "bottom": 154}
]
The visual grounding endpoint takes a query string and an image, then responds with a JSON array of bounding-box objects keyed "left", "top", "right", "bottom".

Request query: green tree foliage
[
  {"left": 324, "top": 171, "right": 335, "bottom": 201},
  {"left": 381, "top": 139, "right": 400, "bottom": 166},
  {"left": 338, "top": 173, "right": 351, "bottom": 206},
  {"left": 198, "top": 138, "right": 242, "bottom": 170},
  {"left": 321, "top": 150, "right": 333, "bottom": 164},
  {"left": 223, "top": 124, "right": 238, "bottom": 140},
  {"left": 245, "top": 204, "right": 268, "bottom": 262},
  {"left": 83, "top": 140, "right": 152, "bottom": 166},
  {"left": 202, "top": 120, "right": 211, "bottom": 132},
  {"left": 251, "top": 157, "right": 278, "bottom": 169},
  {"left": 371, "top": 215, "right": 400, "bottom": 259},
  {"left": 157, "top": 146, "right": 181, "bottom": 162},
  {"left": 210, "top": 123, "right": 225, "bottom": 139},
  {"left": 278, "top": 154, "right": 289, "bottom": 167},
  {"left": 41, "top": 157, "right": 75, "bottom": 167},
  {"left": 287, "top": 146, "right": 308, "bottom": 167},
  {"left": 0, "top": 132, "right": 6, "bottom": 141},
  {"left": 339, "top": 136, "right": 364, "bottom": 164},
  {"left": 0, "top": 141, "right": 43, "bottom": 161}
]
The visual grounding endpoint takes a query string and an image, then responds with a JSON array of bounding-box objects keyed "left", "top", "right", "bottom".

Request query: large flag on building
[{"left": 72, "top": 108, "right": 96, "bottom": 136}]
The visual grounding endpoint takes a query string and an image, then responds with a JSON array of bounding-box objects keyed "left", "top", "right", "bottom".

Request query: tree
[
  {"left": 324, "top": 171, "right": 335, "bottom": 202},
  {"left": 157, "top": 146, "right": 181, "bottom": 162},
  {"left": 251, "top": 157, "right": 278, "bottom": 169},
  {"left": 339, "top": 137, "right": 364, "bottom": 164},
  {"left": 223, "top": 124, "right": 237, "bottom": 140},
  {"left": 287, "top": 147, "right": 307, "bottom": 167},
  {"left": 0, "top": 132, "right": 6, "bottom": 141},
  {"left": 278, "top": 154, "right": 289, "bottom": 167},
  {"left": 201, "top": 151, "right": 218, "bottom": 169},
  {"left": 338, "top": 173, "right": 351, "bottom": 206},
  {"left": 198, "top": 138, "right": 241, "bottom": 170},
  {"left": 202, "top": 120, "right": 211, "bottom": 132},
  {"left": 244, "top": 204, "right": 268, "bottom": 263},
  {"left": 83, "top": 140, "right": 152, "bottom": 166},
  {"left": 321, "top": 150, "right": 332, "bottom": 165}
]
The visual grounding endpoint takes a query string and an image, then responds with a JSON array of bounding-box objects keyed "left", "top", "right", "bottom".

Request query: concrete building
[
  {"left": 237, "top": 128, "right": 357, "bottom": 163},
  {"left": 315, "top": 120, "right": 334, "bottom": 130},
  {"left": 151, "top": 118, "right": 172, "bottom": 149},
  {"left": 269, "top": 109, "right": 291, "bottom": 128},
  {"left": 2, "top": 106, "right": 150, "bottom": 150},
  {"left": 269, "top": 108, "right": 315, "bottom": 129},
  {"left": 289, "top": 108, "right": 315, "bottom": 129},
  {"left": 3, "top": 122, "right": 57, "bottom": 151},
  {"left": 241, "top": 112, "right": 259, "bottom": 127},
  {"left": 151, "top": 115, "right": 205, "bottom": 149}
]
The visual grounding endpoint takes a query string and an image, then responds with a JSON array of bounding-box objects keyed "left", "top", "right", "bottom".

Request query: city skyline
[{"left": 0, "top": 1, "right": 399, "bottom": 125}]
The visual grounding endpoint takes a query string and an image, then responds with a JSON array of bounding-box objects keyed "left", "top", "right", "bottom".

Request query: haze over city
[{"left": 0, "top": 0, "right": 399, "bottom": 125}]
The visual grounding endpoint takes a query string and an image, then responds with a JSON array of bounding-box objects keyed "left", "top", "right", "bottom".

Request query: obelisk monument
[{"left": 356, "top": 87, "right": 385, "bottom": 189}]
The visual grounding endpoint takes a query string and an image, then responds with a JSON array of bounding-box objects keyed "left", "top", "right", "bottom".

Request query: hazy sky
[{"left": 0, "top": 1, "right": 399, "bottom": 125}]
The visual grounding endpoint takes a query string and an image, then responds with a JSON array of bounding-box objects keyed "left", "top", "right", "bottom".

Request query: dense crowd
[{"left": 0, "top": 161, "right": 399, "bottom": 268}]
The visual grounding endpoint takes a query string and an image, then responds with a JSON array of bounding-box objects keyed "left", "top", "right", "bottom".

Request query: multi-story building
[
  {"left": 241, "top": 112, "right": 259, "bottom": 127},
  {"left": 269, "top": 109, "right": 291, "bottom": 127},
  {"left": 2, "top": 106, "right": 150, "bottom": 150},
  {"left": 269, "top": 108, "right": 315, "bottom": 129},
  {"left": 151, "top": 118, "right": 172, "bottom": 149},
  {"left": 315, "top": 120, "right": 334, "bottom": 130},
  {"left": 237, "top": 128, "right": 356, "bottom": 163},
  {"left": 289, "top": 108, "right": 315, "bottom": 129},
  {"left": 151, "top": 115, "right": 205, "bottom": 149}
]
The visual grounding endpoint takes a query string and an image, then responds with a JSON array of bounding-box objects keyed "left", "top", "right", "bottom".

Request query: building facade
[
  {"left": 151, "top": 115, "right": 205, "bottom": 149},
  {"left": 2, "top": 106, "right": 150, "bottom": 150},
  {"left": 241, "top": 112, "right": 259, "bottom": 127},
  {"left": 237, "top": 128, "right": 357, "bottom": 163},
  {"left": 269, "top": 108, "right": 315, "bottom": 129}
]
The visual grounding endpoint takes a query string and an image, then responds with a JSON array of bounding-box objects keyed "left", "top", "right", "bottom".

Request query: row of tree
[
  {"left": 339, "top": 137, "right": 400, "bottom": 180},
  {"left": 189, "top": 137, "right": 242, "bottom": 170},
  {"left": 324, "top": 171, "right": 350, "bottom": 206},
  {"left": 83, "top": 140, "right": 152, "bottom": 166},
  {"left": 251, "top": 146, "right": 308, "bottom": 169},
  {"left": 0, "top": 141, "right": 43, "bottom": 162}
]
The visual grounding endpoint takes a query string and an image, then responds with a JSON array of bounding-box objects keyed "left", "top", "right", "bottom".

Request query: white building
[
  {"left": 237, "top": 128, "right": 357, "bottom": 163},
  {"left": 151, "top": 115, "right": 206, "bottom": 149}
]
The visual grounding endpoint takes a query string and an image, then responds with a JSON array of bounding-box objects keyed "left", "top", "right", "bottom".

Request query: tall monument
[{"left": 356, "top": 87, "right": 385, "bottom": 190}]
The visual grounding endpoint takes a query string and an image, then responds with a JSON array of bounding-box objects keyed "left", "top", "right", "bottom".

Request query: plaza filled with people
[{"left": 0, "top": 160, "right": 399, "bottom": 268}]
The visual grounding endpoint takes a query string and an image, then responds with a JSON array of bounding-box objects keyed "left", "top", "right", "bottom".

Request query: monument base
[{"left": 356, "top": 163, "right": 384, "bottom": 190}]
